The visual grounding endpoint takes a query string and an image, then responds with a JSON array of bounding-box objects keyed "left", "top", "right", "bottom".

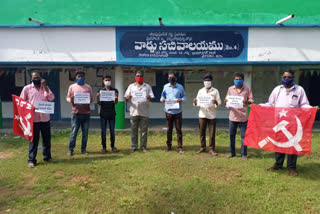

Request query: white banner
[
  {"left": 197, "top": 96, "right": 212, "bottom": 107},
  {"left": 35, "top": 101, "right": 55, "bottom": 114},
  {"left": 74, "top": 93, "right": 90, "bottom": 104},
  {"left": 226, "top": 96, "right": 243, "bottom": 108},
  {"left": 132, "top": 91, "right": 146, "bottom": 102},
  {"left": 100, "top": 90, "right": 115, "bottom": 102},
  {"left": 165, "top": 99, "right": 180, "bottom": 110}
]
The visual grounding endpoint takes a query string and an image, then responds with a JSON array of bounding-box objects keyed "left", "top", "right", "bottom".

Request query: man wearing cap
[
  {"left": 193, "top": 74, "right": 221, "bottom": 155},
  {"left": 66, "top": 71, "right": 93, "bottom": 156},
  {"left": 125, "top": 71, "right": 154, "bottom": 152},
  {"left": 20, "top": 71, "right": 55, "bottom": 168}
]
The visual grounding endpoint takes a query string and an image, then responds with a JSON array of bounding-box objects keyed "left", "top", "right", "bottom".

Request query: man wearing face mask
[
  {"left": 161, "top": 72, "right": 186, "bottom": 154},
  {"left": 96, "top": 75, "right": 119, "bottom": 153},
  {"left": 193, "top": 74, "right": 221, "bottom": 155},
  {"left": 261, "top": 70, "right": 316, "bottom": 176},
  {"left": 225, "top": 72, "right": 254, "bottom": 160},
  {"left": 124, "top": 71, "right": 154, "bottom": 152},
  {"left": 20, "top": 71, "right": 55, "bottom": 168},
  {"left": 66, "top": 71, "right": 93, "bottom": 156}
]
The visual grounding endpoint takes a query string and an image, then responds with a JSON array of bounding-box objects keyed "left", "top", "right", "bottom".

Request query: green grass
[{"left": 1, "top": 131, "right": 320, "bottom": 214}]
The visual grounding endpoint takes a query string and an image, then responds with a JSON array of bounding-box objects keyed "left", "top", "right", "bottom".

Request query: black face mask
[
  {"left": 32, "top": 79, "right": 41, "bottom": 86},
  {"left": 168, "top": 78, "right": 176, "bottom": 84}
]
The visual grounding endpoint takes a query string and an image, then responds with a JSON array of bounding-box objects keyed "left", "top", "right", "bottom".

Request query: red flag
[
  {"left": 12, "top": 95, "right": 35, "bottom": 142},
  {"left": 244, "top": 105, "right": 316, "bottom": 156}
]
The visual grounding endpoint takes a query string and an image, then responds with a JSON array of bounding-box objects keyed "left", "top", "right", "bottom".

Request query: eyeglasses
[{"left": 136, "top": 75, "right": 143, "bottom": 77}]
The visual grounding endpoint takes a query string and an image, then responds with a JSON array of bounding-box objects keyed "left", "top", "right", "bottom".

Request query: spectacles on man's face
[{"left": 136, "top": 75, "right": 143, "bottom": 77}]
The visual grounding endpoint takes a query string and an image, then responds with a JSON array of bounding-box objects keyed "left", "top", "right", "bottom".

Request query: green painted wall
[{"left": 1, "top": 0, "right": 320, "bottom": 25}]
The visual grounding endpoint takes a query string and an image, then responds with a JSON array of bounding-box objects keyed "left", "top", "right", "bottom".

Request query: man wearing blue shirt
[{"left": 161, "top": 72, "right": 186, "bottom": 154}]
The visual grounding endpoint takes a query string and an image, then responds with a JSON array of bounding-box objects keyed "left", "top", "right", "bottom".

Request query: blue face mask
[
  {"left": 234, "top": 79, "right": 243, "bottom": 87},
  {"left": 281, "top": 77, "right": 294, "bottom": 87},
  {"left": 77, "top": 77, "right": 85, "bottom": 85}
]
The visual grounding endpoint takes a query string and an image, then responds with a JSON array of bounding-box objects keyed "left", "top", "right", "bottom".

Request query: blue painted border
[{"left": 1, "top": 61, "right": 320, "bottom": 66}]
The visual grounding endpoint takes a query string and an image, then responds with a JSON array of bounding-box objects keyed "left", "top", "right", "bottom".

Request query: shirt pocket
[{"left": 289, "top": 95, "right": 299, "bottom": 106}]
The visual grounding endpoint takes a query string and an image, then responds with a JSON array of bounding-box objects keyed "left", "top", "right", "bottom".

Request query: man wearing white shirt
[
  {"left": 193, "top": 74, "right": 221, "bottom": 155},
  {"left": 125, "top": 71, "right": 154, "bottom": 152}
]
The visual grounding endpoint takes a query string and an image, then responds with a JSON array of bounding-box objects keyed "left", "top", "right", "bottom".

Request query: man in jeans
[
  {"left": 125, "top": 71, "right": 154, "bottom": 152},
  {"left": 161, "top": 72, "right": 186, "bottom": 154},
  {"left": 225, "top": 72, "right": 254, "bottom": 160},
  {"left": 66, "top": 71, "right": 93, "bottom": 156},
  {"left": 97, "top": 75, "right": 119, "bottom": 153},
  {"left": 20, "top": 71, "right": 55, "bottom": 168},
  {"left": 193, "top": 74, "right": 221, "bottom": 155}
]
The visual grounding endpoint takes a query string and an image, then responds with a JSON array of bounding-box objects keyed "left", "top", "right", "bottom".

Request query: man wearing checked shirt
[{"left": 161, "top": 72, "right": 186, "bottom": 154}]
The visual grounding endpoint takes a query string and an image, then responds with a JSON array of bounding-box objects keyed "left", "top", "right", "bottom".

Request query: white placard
[
  {"left": 197, "top": 96, "right": 212, "bottom": 107},
  {"left": 35, "top": 101, "right": 55, "bottom": 114},
  {"left": 165, "top": 99, "right": 180, "bottom": 110},
  {"left": 100, "top": 90, "right": 115, "bottom": 102},
  {"left": 74, "top": 93, "right": 90, "bottom": 104},
  {"left": 226, "top": 96, "right": 244, "bottom": 108},
  {"left": 132, "top": 91, "right": 146, "bottom": 102}
]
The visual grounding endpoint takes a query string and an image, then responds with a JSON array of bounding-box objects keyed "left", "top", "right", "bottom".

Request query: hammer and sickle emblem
[
  {"left": 258, "top": 115, "right": 303, "bottom": 152},
  {"left": 19, "top": 113, "right": 33, "bottom": 137}
]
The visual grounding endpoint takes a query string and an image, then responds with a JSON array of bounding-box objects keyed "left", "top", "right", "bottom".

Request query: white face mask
[
  {"left": 204, "top": 81, "right": 211, "bottom": 88},
  {"left": 104, "top": 81, "right": 111, "bottom": 86}
]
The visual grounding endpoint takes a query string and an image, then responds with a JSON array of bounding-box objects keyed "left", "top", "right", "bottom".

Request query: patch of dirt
[
  {"left": 0, "top": 186, "right": 10, "bottom": 200},
  {"left": 57, "top": 176, "right": 94, "bottom": 186},
  {"left": 0, "top": 152, "right": 14, "bottom": 160},
  {"left": 24, "top": 172, "right": 37, "bottom": 187},
  {"left": 53, "top": 170, "right": 64, "bottom": 177}
]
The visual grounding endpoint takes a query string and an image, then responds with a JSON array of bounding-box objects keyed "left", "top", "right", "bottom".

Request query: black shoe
[{"left": 164, "top": 146, "right": 172, "bottom": 152}]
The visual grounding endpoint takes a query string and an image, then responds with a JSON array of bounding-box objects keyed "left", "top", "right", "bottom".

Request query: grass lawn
[{"left": 0, "top": 130, "right": 320, "bottom": 214}]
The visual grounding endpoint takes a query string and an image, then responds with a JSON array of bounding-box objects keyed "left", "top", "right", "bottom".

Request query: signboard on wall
[{"left": 117, "top": 27, "right": 248, "bottom": 65}]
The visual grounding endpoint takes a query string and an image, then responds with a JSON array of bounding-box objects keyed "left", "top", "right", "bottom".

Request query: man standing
[
  {"left": 125, "top": 71, "right": 154, "bottom": 152},
  {"left": 225, "top": 72, "right": 254, "bottom": 160},
  {"left": 66, "top": 71, "right": 93, "bottom": 156},
  {"left": 20, "top": 71, "right": 55, "bottom": 168},
  {"left": 262, "top": 70, "right": 314, "bottom": 176},
  {"left": 161, "top": 72, "right": 186, "bottom": 154},
  {"left": 97, "top": 75, "right": 119, "bottom": 153},
  {"left": 193, "top": 74, "right": 221, "bottom": 155}
]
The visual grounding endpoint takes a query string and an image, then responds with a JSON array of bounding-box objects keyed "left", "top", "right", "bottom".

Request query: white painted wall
[
  {"left": 0, "top": 27, "right": 116, "bottom": 62},
  {"left": 248, "top": 27, "right": 320, "bottom": 61}
]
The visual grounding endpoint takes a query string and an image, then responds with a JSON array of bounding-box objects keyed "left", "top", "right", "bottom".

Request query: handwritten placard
[
  {"left": 100, "top": 90, "right": 115, "bottom": 102},
  {"left": 165, "top": 99, "right": 180, "bottom": 110},
  {"left": 35, "top": 101, "right": 54, "bottom": 114},
  {"left": 226, "top": 96, "right": 244, "bottom": 108},
  {"left": 74, "top": 93, "right": 90, "bottom": 104},
  {"left": 197, "top": 96, "right": 212, "bottom": 107},
  {"left": 132, "top": 91, "right": 147, "bottom": 102}
]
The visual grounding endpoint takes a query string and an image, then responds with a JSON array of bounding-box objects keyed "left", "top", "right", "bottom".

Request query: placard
[
  {"left": 131, "top": 91, "right": 147, "bottom": 102},
  {"left": 74, "top": 93, "right": 90, "bottom": 104},
  {"left": 165, "top": 99, "right": 180, "bottom": 110},
  {"left": 100, "top": 90, "right": 115, "bottom": 102},
  {"left": 226, "top": 95, "right": 244, "bottom": 108},
  {"left": 197, "top": 96, "right": 212, "bottom": 107},
  {"left": 35, "top": 101, "right": 54, "bottom": 114}
]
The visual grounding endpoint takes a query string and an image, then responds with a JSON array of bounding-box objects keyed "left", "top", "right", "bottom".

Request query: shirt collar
[
  {"left": 134, "top": 82, "right": 145, "bottom": 87},
  {"left": 280, "top": 84, "right": 296, "bottom": 91}
]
